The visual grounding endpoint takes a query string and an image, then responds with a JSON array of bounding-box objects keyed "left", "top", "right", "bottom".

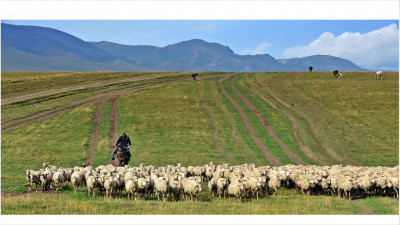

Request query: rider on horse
[{"left": 111, "top": 131, "right": 132, "bottom": 164}]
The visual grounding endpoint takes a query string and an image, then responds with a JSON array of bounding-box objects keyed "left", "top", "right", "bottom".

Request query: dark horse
[
  {"left": 192, "top": 73, "right": 198, "bottom": 80},
  {"left": 115, "top": 147, "right": 128, "bottom": 167},
  {"left": 309, "top": 66, "right": 313, "bottom": 72}
]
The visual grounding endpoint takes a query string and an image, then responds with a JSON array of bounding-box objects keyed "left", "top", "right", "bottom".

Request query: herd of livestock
[{"left": 25, "top": 162, "right": 399, "bottom": 201}]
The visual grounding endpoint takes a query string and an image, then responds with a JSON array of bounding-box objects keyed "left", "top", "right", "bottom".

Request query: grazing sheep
[
  {"left": 137, "top": 177, "right": 148, "bottom": 199},
  {"left": 243, "top": 177, "right": 262, "bottom": 199},
  {"left": 182, "top": 180, "right": 202, "bottom": 201},
  {"left": 375, "top": 71, "right": 383, "bottom": 80},
  {"left": 337, "top": 177, "right": 355, "bottom": 200},
  {"left": 28, "top": 171, "right": 41, "bottom": 192},
  {"left": 52, "top": 171, "right": 65, "bottom": 192},
  {"left": 43, "top": 162, "right": 57, "bottom": 171}
]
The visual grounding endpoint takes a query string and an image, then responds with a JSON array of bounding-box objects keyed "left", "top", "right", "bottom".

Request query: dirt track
[
  {"left": 218, "top": 75, "right": 283, "bottom": 166},
  {"left": 1, "top": 73, "right": 185, "bottom": 105},
  {"left": 198, "top": 84, "right": 233, "bottom": 162}
]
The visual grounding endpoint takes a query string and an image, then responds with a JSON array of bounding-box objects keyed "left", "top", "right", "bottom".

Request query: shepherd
[{"left": 111, "top": 131, "right": 132, "bottom": 165}]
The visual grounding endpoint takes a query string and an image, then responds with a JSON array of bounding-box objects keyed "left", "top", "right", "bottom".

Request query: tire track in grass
[
  {"left": 198, "top": 84, "right": 233, "bottom": 162},
  {"left": 241, "top": 75, "right": 329, "bottom": 165},
  {"left": 210, "top": 82, "right": 258, "bottom": 164},
  {"left": 218, "top": 75, "right": 283, "bottom": 166},
  {"left": 109, "top": 97, "right": 119, "bottom": 166},
  {"left": 230, "top": 75, "right": 308, "bottom": 165},
  {"left": 2, "top": 74, "right": 224, "bottom": 133},
  {"left": 84, "top": 100, "right": 103, "bottom": 166},
  {"left": 252, "top": 75, "right": 358, "bottom": 165}
]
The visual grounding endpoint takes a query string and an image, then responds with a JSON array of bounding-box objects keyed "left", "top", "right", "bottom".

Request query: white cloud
[
  {"left": 194, "top": 23, "right": 216, "bottom": 32},
  {"left": 242, "top": 42, "right": 271, "bottom": 55},
  {"left": 283, "top": 24, "right": 399, "bottom": 70}
]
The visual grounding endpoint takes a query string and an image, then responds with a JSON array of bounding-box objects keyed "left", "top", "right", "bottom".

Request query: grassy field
[{"left": 1, "top": 71, "right": 398, "bottom": 214}]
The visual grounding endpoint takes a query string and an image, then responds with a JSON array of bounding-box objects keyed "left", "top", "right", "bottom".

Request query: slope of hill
[{"left": 278, "top": 55, "right": 366, "bottom": 71}]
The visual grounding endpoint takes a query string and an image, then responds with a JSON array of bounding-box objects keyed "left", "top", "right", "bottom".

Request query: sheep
[
  {"left": 40, "top": 170, "right": 53, "bottom": 192},
  {"left": 268, "top": 175, "right": 281, "bottom": 195},
  {"left": 182, "top": 179, "right": 202, "bottom": 201},
  {"left": 208, "top": 178, "right": 218, "bottom": 197},
  {"left": 43, "top": 162, "right": 57, "bottom": 171},
  {"left": 243, "top": 177, "right": 262, "bottom": 199},
  {"left": 71, "top": 171, "right": 83, "bottom": 193},
  {"left": 104, "top": 175, "right": 116, "bottom": 198},
  {"left": 168, "top": 180, "right": 182, "bottom": 201},
  {"left": 154, "top": 177, "right": 169, "bottom": 201},
  {"left": 125, "top": 177, "right": 139, "bottom": 200},
  {"left": 86, "top": 175, "right": 99, "bottom": 197},
  {"left": 52, "top": 171, "right": 65, "bottom": 192},
  {"left": 216, "top": 178, "right": 229, "bottom": 198},
  {"left": 227, "top": 181, "right": 245, "bottom": 201},
  {"left": 337, "top": 177, "right": 356, "bottom": 200},
  {"left": 137, "top": 177, "right": 148, "bottom": 199},
  {"left": 114, "top": 173, "right": 125, "bottom": 197},
  {"left": 28, "top": 171, "right": 41, "bottom": 192},
  {"left": 375, "top": 71, "right": 383, "bottom": 80}
]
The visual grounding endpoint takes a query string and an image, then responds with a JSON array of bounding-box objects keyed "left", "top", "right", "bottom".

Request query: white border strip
[{"left": 0, "top": 1, "right": 398, "bottom": 20}]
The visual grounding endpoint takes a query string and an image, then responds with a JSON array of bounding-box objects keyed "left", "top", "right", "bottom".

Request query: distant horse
[
  {"left": 375, "top": 71, "right": 383, "bottom": 80},
  {"left": 309, "top": 66, "right": 313, "bottom": 72},
  {"left": 333, "top": 70, "right": 342, "bottom": 78},
  {"left": 192, "top": 73, "right": 198, "bottom": 80}
]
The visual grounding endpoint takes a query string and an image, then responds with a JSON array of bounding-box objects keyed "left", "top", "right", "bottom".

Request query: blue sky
[{"left": 3, "top": 20, "right": 399, "bottom": 70}]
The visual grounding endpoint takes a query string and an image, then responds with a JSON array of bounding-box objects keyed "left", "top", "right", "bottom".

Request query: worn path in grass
[
  {"left": 252, "top": 75, "right": 359, "bottom": 166},
  {"left": 84, "top": 100, "right": 104, "bottom": 166},
  {"left": 109, "top": 97, "right": 120, "bottom": 167},
  {"left": 218, "top": 75, "right": 283, "bottom": 166},
  {"left": 240, "top": 75, "right": 328, "bottom": 165},
  {"left": 1, "top": 73, "right": 185, "bottom": 105},
  {"left": 2, "top": 74, "right": 224, "bottom": 133},
  {"left": 198, "top": 84, "right": 233, "bottom": 162},
  {"left": 231, "top": 75, "right": 308, "bottom": 165}
]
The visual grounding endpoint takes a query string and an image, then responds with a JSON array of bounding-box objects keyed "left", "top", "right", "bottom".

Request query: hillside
[{"left": 2, "top": 23, "right": 365, "bottom": 72}]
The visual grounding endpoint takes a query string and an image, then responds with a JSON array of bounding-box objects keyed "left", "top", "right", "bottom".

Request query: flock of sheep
[{"left": 25, "top": 162, "right": 399, "bottom": 201}]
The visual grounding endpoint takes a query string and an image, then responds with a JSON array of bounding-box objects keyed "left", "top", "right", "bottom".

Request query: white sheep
[
  {"left": 227, "top": 181, "right": 245, "bottom": 201},
  {"left": 125, "top": 177, "right": 138, "bottom": 200},
  {"left": 104, "top": 175, "right": 116, "bottom": 198},
  {"left": 86, "top": 175, "right": 99, "bottom": 197},
  {"left": 208, "top": 178, "right": 218, "bottom": 197},
  {"left": 154, "top": 177, "right": 169, "bottom": 201},
  {"left": 52, "top": 171, "right": 65, "bottom": 192},
  {"left": 216, "top": 178, "right": 229, "bottom": 198},
  {"left": 40, "top": 170, "right": 53, "bottom": 192},
  {"left": 71, "top": 171, "right": 83, "bottom": 193},
  {"left": 375, "top": 71, "right": 383, "bottom": 80}
]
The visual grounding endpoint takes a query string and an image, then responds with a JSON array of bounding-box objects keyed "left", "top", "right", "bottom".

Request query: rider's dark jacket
[{"left": 116, "top": 135, "right": 131, "bottom": 147}]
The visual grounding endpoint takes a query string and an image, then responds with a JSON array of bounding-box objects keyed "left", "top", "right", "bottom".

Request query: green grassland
[{"left": 1, "top": 71, "right": 398, "bottom": 214}]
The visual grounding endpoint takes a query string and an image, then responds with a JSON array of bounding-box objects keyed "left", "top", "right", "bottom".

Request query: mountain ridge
[{"left": 1, "top": 23, "right": 365, "bottom": 72}]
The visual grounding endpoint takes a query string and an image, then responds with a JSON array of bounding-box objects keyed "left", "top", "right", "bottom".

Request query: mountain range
[{"left": 1, "top": 23, "right": 365, "bottom": 72}]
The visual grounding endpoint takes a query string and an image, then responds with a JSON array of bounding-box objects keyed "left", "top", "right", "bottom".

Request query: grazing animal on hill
[
  {"left": 375, "top": 71, "right": 383, "bottom": 80},
  {"left": 309, "top": 66, "right": 313, "bottom": 72},
  {"left": 333, "top": 70, "right": 342, "bottom": 78},
  {"left": 192, "top": 73, "right": 198, "bottom": 80}
]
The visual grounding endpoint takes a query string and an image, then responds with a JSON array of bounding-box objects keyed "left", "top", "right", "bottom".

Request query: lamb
[
  {"left": 71, "top": 171, "right": 83, "bottom": 193},
  {"left": 86, "top": 175, "right": 99, "bottom": 197},
  {"left": 52, "top": 171, "right": 65, "bottom": 192},
  {"left": 154, "top": 177, "right": 169, "bottom": 201},
  {"left": 125, "top": 177, "right": 138, "bottom": 200},
  {"left": 216, "top": 178, "right": 229, "bottom": 198},
  {"left": 375, "top": 71, "right": 383, "bottom": 80},
  {"left": 208, "top": 178, "right": 218, "bottom": 197},
  {"left": 40, "top": 170, "right": 53, "bottom": 192}
]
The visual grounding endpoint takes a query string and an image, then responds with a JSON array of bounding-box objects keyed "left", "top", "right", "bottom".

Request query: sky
[{"left": 3, "top": 20, "right": 399, "bottom": 71}]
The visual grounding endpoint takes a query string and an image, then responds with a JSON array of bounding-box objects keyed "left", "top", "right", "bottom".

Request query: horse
[
  {"left": 333, "top": 70, "right": 342, "bottom": 78},
  {"left": 115, "top": 147, "right": 128, "bottom": 167},
  {"left": 192, "top": 73, "right": 198, "bottom": 80},
  {"left": 309, "top": 66, "right": 313, "bottom": 72}
]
